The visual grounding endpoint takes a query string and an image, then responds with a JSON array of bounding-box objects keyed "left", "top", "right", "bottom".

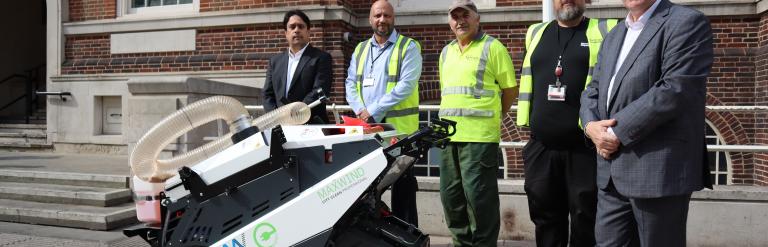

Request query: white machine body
[
  {"left": 163, "top": 125, "right": 369, "bottom": 202},
  {"left": 211, "top": 146, "right": 387, "bottom": 247}
]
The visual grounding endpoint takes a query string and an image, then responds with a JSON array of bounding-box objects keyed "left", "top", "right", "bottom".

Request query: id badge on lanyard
[
  {"left": 547, "top": 84, "right": 566, "bottom": 101},
  {"left": 363, "top": 42, "right": 391, "bottom": 87},
  {"left": 363, "top": 76, "right": 376, "bottom": 87},
  {"left": 548, "top": 54, "right": 567, "bottom": 101}
]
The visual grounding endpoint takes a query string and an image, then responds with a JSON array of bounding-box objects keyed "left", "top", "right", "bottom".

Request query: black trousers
[
  {"left": 523, "top": 138, "right": 597, "bottom": 247},
  {"left": 391, "top": 166, "right": 418, "bottom": 226}
]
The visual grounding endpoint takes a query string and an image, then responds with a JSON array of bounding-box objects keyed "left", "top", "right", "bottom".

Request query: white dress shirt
[
  {"left": 606, "top": 0, "right": 661, "bottom": 110},
  {"left": 286, "top": 44, "right": 309, "bottom": 97}
]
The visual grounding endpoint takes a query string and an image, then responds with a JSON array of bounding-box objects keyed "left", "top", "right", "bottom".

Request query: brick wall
[
  {"left": 754, "top": 13, "right": 768, "bottom": 185},
  {"left": 63, "top": 24, "right": 281, "bottom": 74},
  {"left": 69, "top": 0, "right": 117, "bottom": 21},
  {"left": 344, "top": 0, "right": 371, "bottom": 14},
  {"left": 709, "top": 16, "right": 760, "bottom": 184},
  {"left": 200, "top": 0, "right": 341, "bottom": 12}
]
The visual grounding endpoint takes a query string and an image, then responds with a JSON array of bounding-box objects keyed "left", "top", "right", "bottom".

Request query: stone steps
[
  {"left": 0, "top": 132, "right": 47, "bottom": 144},
  {"left": 0, "top": 123, "right": 46, "bottom": 134},
  {"left": 0, "top": 181, "right": 131, "bottom": 207},
  {"left": 0, "top": 123, "right": 49, "bottom": 151},
  {"left": 0, "top": 170, "right": 137, "bottom": 230},
  {"left": 0, "top": 199, "right": 136, "bottom": 230},
  {"left": 0, "top": 170, "right": 129, "bottom": 189}
]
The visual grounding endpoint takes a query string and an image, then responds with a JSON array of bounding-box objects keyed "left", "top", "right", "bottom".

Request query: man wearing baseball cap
[{"left": 438, "top": 0, "right": 518, "bottom": 246}]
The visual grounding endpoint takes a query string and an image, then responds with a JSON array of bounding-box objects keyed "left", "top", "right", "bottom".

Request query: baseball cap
[{"left": 448, "top": 0, "right": 478, "bottom": 14}]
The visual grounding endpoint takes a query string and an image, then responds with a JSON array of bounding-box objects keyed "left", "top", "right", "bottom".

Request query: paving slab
[{"left": 0, "top": 222, "right": 148, "bottom": 247}]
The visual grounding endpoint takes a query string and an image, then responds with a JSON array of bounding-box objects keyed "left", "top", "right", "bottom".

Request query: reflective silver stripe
[
  {"left": 530, "top": 23, "right": 546, "bottom": 45},
  {"left": 474, "top": 36, "right": 495, "bottom": 99},
  {"left": 386, "top": 107, "right": 419, "bottom": 117},
  {"left": 588, "top": 66, "right": 594, "bottom": 77},
  {"left": 440, "top": 43, "right": 450, "bottom": 68},
  {"left": 394, "top": 37, "right": 408, "bottom": 82},
  {"left": 439, "top": 108, "right": 494, "bottom": 117},
  {"left": 521, "top": 67, "right": 532, "bottom": 76},
  {"left": 598, "top": 19, "right": 608, "bottom": 38},
  {"left": 441, "top": 86, "right": 496, "bottom": 97},
  {"left": 519, "top": 93, "right": 532, "bottom": 101},
  {"left": 354, "top": 42, "right": 366, "bottom": 83},
  {"left": 388, "top": 75, "right": 398, "bottom": 82}
]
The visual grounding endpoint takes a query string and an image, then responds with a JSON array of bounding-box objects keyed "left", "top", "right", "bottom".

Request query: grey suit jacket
[{"left": 579, "top": 0, "right": 714, "bottom": 198}]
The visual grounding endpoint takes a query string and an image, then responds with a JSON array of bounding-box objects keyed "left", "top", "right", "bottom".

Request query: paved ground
[
  {"left": 0, "top": 220, "right": 533, "bottom": 246},
  {"left": 0, "top": 222, "right": 147, "bottom": 247}
]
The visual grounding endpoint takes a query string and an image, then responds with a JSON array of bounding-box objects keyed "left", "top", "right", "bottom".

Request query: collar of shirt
[
  {"left": 369, "top": 29, "right": 400, "bottom": 47},
  {"left": 288, "top": 43, "right": 309, "bottom": 60},
  {"left": 624, "top": 0, "right": 661, "bottom": 31},
  {"left": 449, "top": 31, "right": 486, "bottom": 50}
]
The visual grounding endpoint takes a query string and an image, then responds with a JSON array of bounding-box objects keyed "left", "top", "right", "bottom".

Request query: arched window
[{"left": 705, "top": 120, "right": 731, "bottom": 185}]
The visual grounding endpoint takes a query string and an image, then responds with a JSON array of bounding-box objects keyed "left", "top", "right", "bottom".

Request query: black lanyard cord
[
  {"left": 554, "top": 24, "right": 578, "bottom": 87},
  {"left": 369, "top": 41, "right": 394, "bottom": 76}
]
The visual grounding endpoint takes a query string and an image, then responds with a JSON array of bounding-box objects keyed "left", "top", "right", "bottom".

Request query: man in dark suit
[
  {"left": 579, "top": 0, "right": 713, "bottom": 246},
  {"left": 263, "top": 10, "right": 333, "bottom": 124}
]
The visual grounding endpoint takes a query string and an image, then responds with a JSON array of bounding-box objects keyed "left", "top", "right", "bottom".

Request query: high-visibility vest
[
  {"left": 439, "top": 33, "right": 515, "bottom": 143},
  {"left": 352, "top": 35, "right": 421, "bottom": 135},
  {"left": 516, "top": 18, "right": 618, "bottom": 127}
]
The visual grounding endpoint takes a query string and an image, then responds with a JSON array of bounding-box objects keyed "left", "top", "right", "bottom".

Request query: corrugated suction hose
[{"left": 130, "top": 96, "right": 311, "bottom": 182}]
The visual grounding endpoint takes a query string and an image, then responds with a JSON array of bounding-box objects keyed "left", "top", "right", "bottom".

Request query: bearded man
[
  {"left": 344, "top": 0, "right": 423, "bottom": 226},
  {"left": 515, "top": 0, "right": 617, "bottom": 246}
]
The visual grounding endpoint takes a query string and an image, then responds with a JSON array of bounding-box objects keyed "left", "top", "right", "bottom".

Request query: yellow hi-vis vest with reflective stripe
[
  {"left": 516, "top": 18, "right": 618, "bottom": 127},
  {"left": 353, "top": 35, "right": 421, "bottom": 135},
  {"left": 439, "top": 34, "right": 509, "bottom": 143}
]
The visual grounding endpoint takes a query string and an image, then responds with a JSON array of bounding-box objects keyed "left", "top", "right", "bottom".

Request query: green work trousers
[{"left": 440, "top": 142, "right": 500, "bottom": 247}]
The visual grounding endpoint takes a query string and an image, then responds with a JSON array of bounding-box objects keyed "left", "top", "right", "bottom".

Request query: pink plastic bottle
[{"left": 132, "top": 176, "right": 164, "bottom": 223}]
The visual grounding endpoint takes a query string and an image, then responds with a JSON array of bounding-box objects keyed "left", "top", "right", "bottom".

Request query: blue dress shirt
[{"left": 344, "top": 30, "right": 422, "bottom": 122}]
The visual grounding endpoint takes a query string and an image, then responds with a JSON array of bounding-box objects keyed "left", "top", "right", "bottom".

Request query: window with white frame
[
  {"left": 121, "top": 0, "right": 199, "bottom": 16},
  {"left": 705, "top": 120, "right": 731, "bottom": 185}
]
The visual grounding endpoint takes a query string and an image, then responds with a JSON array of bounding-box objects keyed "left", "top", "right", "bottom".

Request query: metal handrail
[
  {"left": 0, "top": 74, "right": 25, "bottom": 86},
  {"left": 36, "top": 91, "right": 72, "bottom": 101},
  {"left": 245, "top": 104, "right": 768, "bottom": 113},
  {"left": 0, "top": 95, "right": 27, "bottom": 113},
  {"left": 0, "top": 64, "right": 46, "bottom": 123},
  {"left": 245, "top": 104, "right": 768, "bottom": 152},
  {"left": 498, "top": 142, "right": 768, "bottom": 152}
]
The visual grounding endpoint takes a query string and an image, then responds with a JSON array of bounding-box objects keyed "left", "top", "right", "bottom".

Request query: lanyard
[
  {"left": 368, "top": 41, "right": 393, "bottom": 77},
  {"left": 554, "top": 25, "right": 577, "bottom": 88}
]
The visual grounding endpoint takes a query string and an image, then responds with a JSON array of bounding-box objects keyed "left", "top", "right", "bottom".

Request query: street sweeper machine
[{"left": 123, "top": 94, "right": 455, "bottom": 247}]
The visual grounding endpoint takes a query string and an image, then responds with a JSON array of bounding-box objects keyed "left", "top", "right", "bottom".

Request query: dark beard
[{"left": 373, "top": 26, "right": 392, "bottom": 37}]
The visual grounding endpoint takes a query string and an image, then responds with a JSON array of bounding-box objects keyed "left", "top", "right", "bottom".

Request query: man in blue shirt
[{"left": 344, "top": 0, "right": 422, "bottom": 225}]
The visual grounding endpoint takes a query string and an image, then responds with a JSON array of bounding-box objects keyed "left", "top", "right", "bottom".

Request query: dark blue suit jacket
[{"left": 263, "top": 45, "right": 333, "bottom": 124}]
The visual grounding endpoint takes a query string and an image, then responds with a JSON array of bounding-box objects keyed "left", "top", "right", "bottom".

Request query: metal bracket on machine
[{"left": 179, "top": 125, "right": 290, "bottom": 202}]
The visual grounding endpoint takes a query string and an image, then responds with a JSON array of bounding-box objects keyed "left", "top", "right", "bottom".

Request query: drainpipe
[{"left": 543, "top": 0, "right": 555, "bottom": 22}]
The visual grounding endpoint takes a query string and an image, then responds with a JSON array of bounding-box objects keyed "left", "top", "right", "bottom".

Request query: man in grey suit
[{"left": 579, "top": 0, "right": 713, "bottom": 246}]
